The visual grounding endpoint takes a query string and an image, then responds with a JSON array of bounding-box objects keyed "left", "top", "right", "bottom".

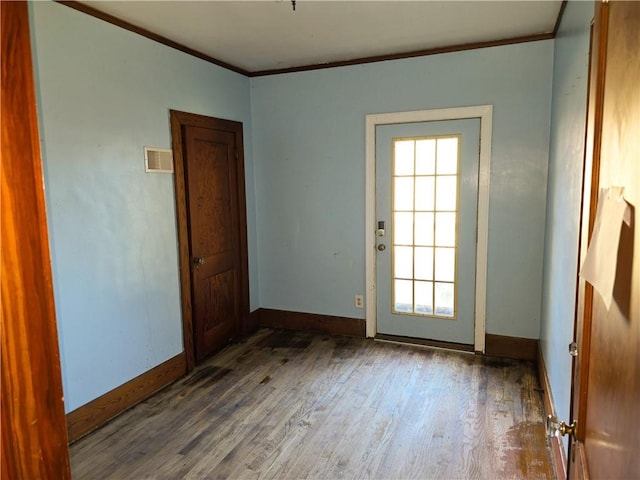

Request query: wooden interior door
[
  {"left": 171, "top": 112, "right": 250, "bottom": 366},
  {"left": 570, "top": 1, "right": 639, "bottom": 478}
]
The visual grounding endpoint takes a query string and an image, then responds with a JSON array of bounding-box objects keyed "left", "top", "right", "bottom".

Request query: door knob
[
  {"left": 193, "top": 257, "right": 206, "bottom": 266},
  {"left": 546, "top": 414, "right": 576, "bottom": 439},
  {"left": 377, "top": 244, "right": 386, "bottom": 251}
]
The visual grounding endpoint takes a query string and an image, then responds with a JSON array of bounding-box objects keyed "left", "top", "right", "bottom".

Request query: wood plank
[
  {"left": 258, "top": 308, "right": 365, "bottom": 337},
  {"left": 70, "top": 328, "right": 554, "bottom": 479},
  {"left": 485, "top": 333, "right": 539, "bottom": 361},
  {"left": 66, "top": 352, "right": 186, "bottom": 442},
  {"left": 1, "top": 2, "right": 72, "bottom": 478}
]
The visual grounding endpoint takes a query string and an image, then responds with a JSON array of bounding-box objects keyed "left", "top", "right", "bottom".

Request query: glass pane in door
[{"left": 392, "top": 135, "right": 460, "bottom": 318}]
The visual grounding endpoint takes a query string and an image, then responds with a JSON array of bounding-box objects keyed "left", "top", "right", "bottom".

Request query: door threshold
[{"left": 375, "top": 333, "right": 475, "bottom": 354}]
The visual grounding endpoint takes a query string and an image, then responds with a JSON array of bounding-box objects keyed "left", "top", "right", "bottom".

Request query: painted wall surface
[
  {"left": 251, "top": 41, "right": 553, "bottom": 338},
  {"left": 30, "top": 1, "right": 258, "bottom": 412},
  {"left": 540, "top": 0, "right": 593, "bottom": 453}
]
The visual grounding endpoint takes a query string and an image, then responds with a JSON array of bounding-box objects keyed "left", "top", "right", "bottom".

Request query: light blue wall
[
  {"left": 251, "top": 41, "right": 554, "bottom": 338},
  {"left": 30, "top": 0, "right": 571, "bottom": 413},
  {"left": 540, "top": 0, "right": 593, "bottom": 453},
  {"left": 30, "top": 1, "right": 258, "bottom": 412}
]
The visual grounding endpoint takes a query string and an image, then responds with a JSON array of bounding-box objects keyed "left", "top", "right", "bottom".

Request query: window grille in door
[{"left": 392, "top": 135, "right": 460, "bottom": 319}]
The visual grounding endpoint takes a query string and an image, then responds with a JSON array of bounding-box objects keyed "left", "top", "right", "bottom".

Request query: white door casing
[{"left": 365, "top": 105, "right": 493, "bottom": 352}]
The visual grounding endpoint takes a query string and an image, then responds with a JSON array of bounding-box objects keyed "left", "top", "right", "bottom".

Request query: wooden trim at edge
[
  {"left": 553, "top": 1, "right": 569, "bottom": 37},
  {"left": 2, "top": 2, "right": 72, "bottom": 477},
  {"left": 56, "top": 1, "right": 250, "bottom": 76},
  {"left": 485, "top": 334, "right": 538, "bottom": 362},
  {"left": 538, "top": 346, "right": 568, "bottom": 480},
  {"left": 376, "top": 333, "right": 475, "bottom": 353},
  {"left": 257, "top": 308, "right": 365, "bottom": 338},
  {"left": 55, "top": 0, "right": 555, "bottom": 78},
  {"left": 66, "top": 352, "right": 187, "bottom": 443},
  {"left": 257, "top": 310, "right": 539, "bottom": 363},
  {"left": 250, "top": 33, "right": 554, "bottom": 77}
]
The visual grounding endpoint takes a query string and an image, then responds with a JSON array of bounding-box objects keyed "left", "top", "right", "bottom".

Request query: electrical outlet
[{"left": 354, "top": 294, "right": 364, "bottom": 309}]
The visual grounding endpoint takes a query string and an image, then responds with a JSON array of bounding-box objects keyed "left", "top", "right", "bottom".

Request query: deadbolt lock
[{"left": 546, "top": 415, "right": 576, "bottom": 439}]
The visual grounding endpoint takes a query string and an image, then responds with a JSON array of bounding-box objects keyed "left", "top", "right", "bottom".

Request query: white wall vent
[{"left": 144, "top": 147, "right": 173, "bottom": 173}]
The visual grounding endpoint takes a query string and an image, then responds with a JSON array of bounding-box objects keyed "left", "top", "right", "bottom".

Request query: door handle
[
  {"left": 377, "top": 244, "right": 386, "bottom": 251},
  {"left": 546, "top": 414, "right": 576, "bottom": 439},
  {"left": 193, "top": 257, "right": 206, "bottom": 266}
]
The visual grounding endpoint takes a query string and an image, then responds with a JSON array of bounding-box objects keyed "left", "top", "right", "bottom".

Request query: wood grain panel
[
  {"left": 189, "top": 137, "right": 233, "bottom": 255},
  {"left": 204, "top": 270, "right": 235, "bottom": 329},
  {"left": 1, "top": 2, "right": 71, "bottom": 478},
  {"left": 185, "top": 125, "right": 241, "bottom": 361},
  {"left": 485, "top": 333, "right": 539, "bottom": 361},
  {"left": 66, "top": 353, "right": 186, "bottom": 442},
  {"left": 258, "top": 308, "right": 365, "bottom": 337},
  {"left": 580, "top": 2, "right": 640, "bottom": 478},
  {"left": 171, "top": 110, "right": 251, "bottom": 370}
]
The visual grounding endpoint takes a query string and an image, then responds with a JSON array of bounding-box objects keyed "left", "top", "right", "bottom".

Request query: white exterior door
[{"left": 375, "top": 119, "right": 480, "bottom": 345}]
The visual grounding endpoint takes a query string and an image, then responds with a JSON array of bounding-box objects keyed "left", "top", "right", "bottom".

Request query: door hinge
[
  {"left": 571, "top": 438, "right": 578, "bottom": 462},
  {"left": 569, "top": 341, "right": 578, "bottom": 357}
]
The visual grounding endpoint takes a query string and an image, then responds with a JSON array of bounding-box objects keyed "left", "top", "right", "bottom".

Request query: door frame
[
  {"left": 569, "top": 9, "right": 601, "bottom": 475},
  {"left": 365, "top": 105, "right": 493, "bottom": 352},
  {"left": 1, "top": 2, "right": 71, "bottom": 476},
  {"left": 170, "top": 110, "right": 250, "bottom": 371}
]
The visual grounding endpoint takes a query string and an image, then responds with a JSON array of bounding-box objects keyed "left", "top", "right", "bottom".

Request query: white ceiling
[{"left": 79, "top": 1, "right": 563, "bottom": 74}]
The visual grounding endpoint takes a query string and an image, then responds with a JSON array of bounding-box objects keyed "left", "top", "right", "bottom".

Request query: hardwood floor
[{"left": 70, "top": 328, "right": 554, "bottom": 479}]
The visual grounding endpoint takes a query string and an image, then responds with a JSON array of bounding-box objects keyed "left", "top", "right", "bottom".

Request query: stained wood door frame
[
  {"left": 1, "top": 1, "right": 71, "bottom": 476},
  {"left": 170, "top": 110, "right": 250, "bottom": 371},
  {"left": 365, "top": 106, "right": 493, "bottom": 352},
  {"left": 570, "top": 5, "right": 603, "bottom": 473}
]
